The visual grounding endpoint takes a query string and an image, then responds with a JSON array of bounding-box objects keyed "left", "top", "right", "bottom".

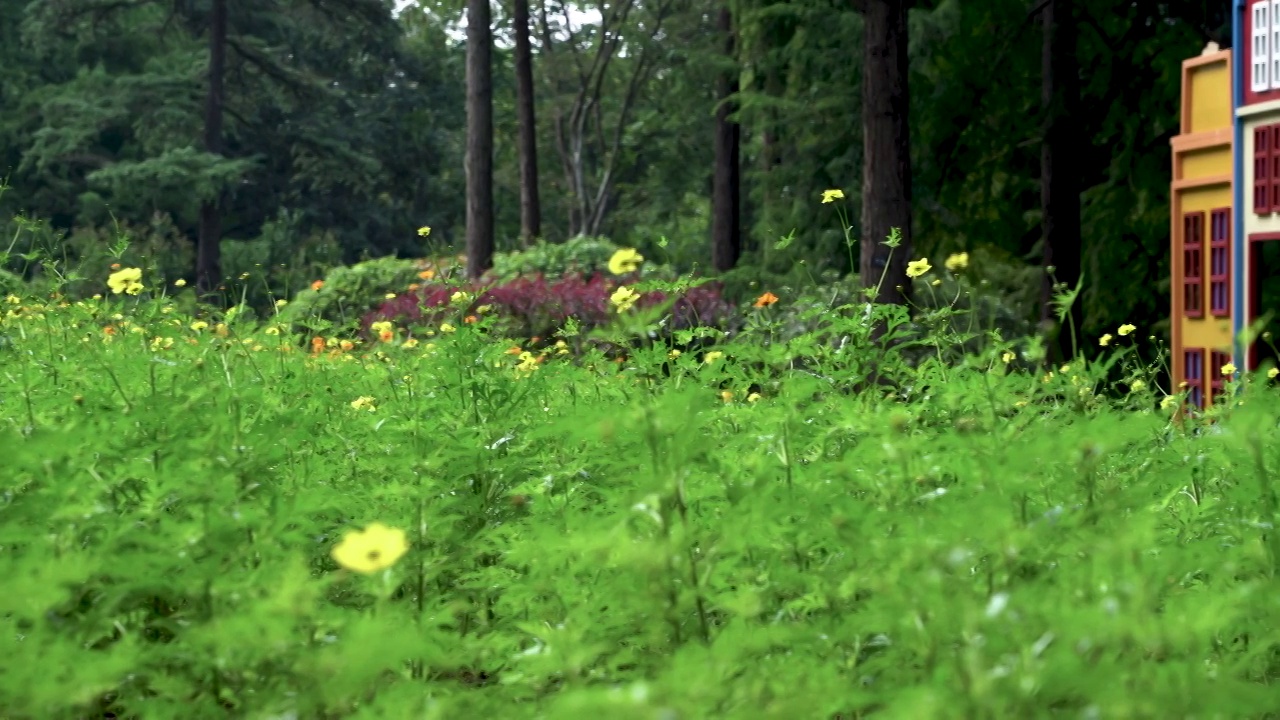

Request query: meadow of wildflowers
[{"left": 3, "top": 239, "right": 1280, "bottom": 718}]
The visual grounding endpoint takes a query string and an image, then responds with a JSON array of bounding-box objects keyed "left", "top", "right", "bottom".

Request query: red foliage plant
[{"left": 361, "top": 272, "right": 734, "bottom": 341}]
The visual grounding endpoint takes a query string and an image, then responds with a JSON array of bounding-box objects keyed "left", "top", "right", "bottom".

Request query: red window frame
[
  {"left": 1271, "top": 124, "right": 1280, "bottom": 212},
  {"left": 1209, "top": 350, "right": 1233, "bottom": 404},
  {"left": 1209, "top": 208, "right": 1231, "bottom": 317},
  {"left": 1256, "top": 126, "right": 1270, "bottom": 213},
  {"left": 1183, "top": 211, "right": 1205, "bottom": 318},
  {"left": 1185, "top": 348, "right": 1205, "bottom": 409}
]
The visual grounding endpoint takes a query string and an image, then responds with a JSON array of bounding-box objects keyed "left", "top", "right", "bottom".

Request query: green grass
[{"left": 3, "top": 273, "right": 1280, "bottom": 719}]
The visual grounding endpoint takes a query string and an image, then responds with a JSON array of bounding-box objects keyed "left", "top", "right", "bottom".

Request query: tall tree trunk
[
  {"left": 711, "top": 4, "right": 741, "bottom": 273},
  {"left": 197, "top": 0, "right": 226, "bottom": 296},
  {"left": 1039, "top": 0, "right": 1081, "bottom": 361},
  {"left": 859, "top": 0, "right": 912, "bottom": 307},
  {"left": 513, "top": 0, "right": 541, "bottom": 248},
  {"left": 466, "top": 0, "right": 495, "bottom": 279}
]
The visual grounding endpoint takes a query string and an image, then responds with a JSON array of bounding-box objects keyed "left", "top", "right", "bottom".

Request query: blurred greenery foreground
[{"left": 5, "top": 244, "right": 1280, "bottom": 719}]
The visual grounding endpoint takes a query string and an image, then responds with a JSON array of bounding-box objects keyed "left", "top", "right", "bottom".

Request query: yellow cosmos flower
[
  {"left": 403, "top": 338, "right": 420, "bottom": 349},
  {"left": 607, "top": 248, "right": 644, "bottom": 275},
  {"left": 610, "top": 286, "right": 640, "bottom": 313},
  {"left": 190, "top": 321, "right": 209, "bottom": 332},
  {"left": 1268, "top": 367, "right": 1279, "bottom": 379},
  {"left": 944, "top": 252, "right": 969, "bottom": 271},
  {"left": 747, "top": 392, "right": 762, "bottom": 403},
  {"left": 703, "top": 351, "right": 724, "bottom": 364},
  {"left": 1117, "top": 323, "right": 1136, "bottom": 336},
  {"left": 440, "top": 322, "right": 457, "bottom": 334},
  {"left": 1221, "top": 362, "right": 1237, "bottom": 376},
  {"left": 174, "top": 279, "right": 187, "bottom": 288},
  {"left": 350, "top": 396, "right": 377, "bottom": 412},
  {"left": 1002, "top": 351, "right": 1016, "bottom": 363},
  {"left": 906, "top": 259, "right": 931, "bottom": 278},
  {"left": 265, "top": 326, "right": 281, "bottom": 336},
  {"left": 331, "top": 522, "right": 409, "bottom": 574},
  {"left": 371, "top": 320, "right": 394, "bottom": 336},
  {"left": 821, "top": 189, "right": 845, "bottom": 204},
  {"left": 1160, "top": 396, "right": 1178, "bottom": 411},
  {"left": 107, "top": 267, "right": 145, "bottom": 295},
  {"left": 417, "top": 226, "right": 432, "bottom": 237},
  {"left": 5, "top": 295, "right": 20, "bottom": 305},
  {"left": 1099, "top": 334, "right": 1112, "bottom": 347},
  {"left": 1130, "top": 379, "right": 1146, "bottom": 391},
  {"left": 450, "top": 291, "right": 471, "bottom": 304}
]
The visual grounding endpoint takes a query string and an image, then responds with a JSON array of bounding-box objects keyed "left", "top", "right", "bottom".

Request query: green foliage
[
  {"left": 489, "top": 236, "right": 623, "bottom": 281},
  {"left": 5, "top": 250, "right": 1280, "bottom": 717},
  {"left": 276, "top": 255, "right": 440, "bottom": 331}
]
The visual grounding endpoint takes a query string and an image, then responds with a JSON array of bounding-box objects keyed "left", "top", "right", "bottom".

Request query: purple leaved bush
[{"left": 360, "top": 272, "right": 734, "bottom": 342}]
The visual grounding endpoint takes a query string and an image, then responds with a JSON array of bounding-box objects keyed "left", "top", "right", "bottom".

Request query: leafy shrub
[
  {"left": 279, "top": 255, "right": 460, "bottom": 330},
  {"left": 488, "top": 236, "right": 623, "bottom": 281}
]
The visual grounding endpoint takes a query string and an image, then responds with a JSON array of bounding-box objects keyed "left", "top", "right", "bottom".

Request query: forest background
[{"left": 0, "top": 0, "right": 1232, "bottom": 363}]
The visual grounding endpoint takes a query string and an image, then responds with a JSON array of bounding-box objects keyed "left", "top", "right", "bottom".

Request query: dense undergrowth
[{"left": 3, "top": 235, "right": 1280, "bottom": 719}]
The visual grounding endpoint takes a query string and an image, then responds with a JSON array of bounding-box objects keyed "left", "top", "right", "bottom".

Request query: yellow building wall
[
  {"left": 1178, "top": 183, "right": 1233, "bottom": 351},
  {"left": 1188, "top": 62, "right": 1231, "bottom": 133},
  {"left": 1180, "top": 147, "right": 1232, "bottom": 179}
]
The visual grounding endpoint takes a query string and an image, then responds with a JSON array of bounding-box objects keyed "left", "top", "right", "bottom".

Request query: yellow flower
[
  {"left": 1117, "top": 323, "right": 1136, "bottom": 336},
  {"left": 174, "top": 279, "right": 187, "bottom": 288},
  {"left": 821, "top": 189, "right": 845, "bottom": 204},
  {"left": 265, "top": 326, "right": 281, "bottom": 336},
  {"left": 385, "top": 293, "right": 397, "bottom": 299},
  {"left": 944, "top": 252, "right": 969, "bottom": 271},
  {"left": 214, "top": 323, "right": 229, "bottom": 338},
  {"left": 5, "top": 295, "right": 20, "bottom": 305},
  {"left": 1160, "top": 396, "right": 1178, "bottom": 411},
  {"left": 371, "top": 320, "right": 394, "bottom": 336},
  {"left": 417, "top": 226, "right": 432, "bottom": 237},
  {"left": 515, "top": 351, "right": 540, "bottom": 374},
  {"left": 379, "top": 330, "right": 394, "bottom": 342},
  {"left": 331, "top": 522, "right": 408, "bottom": 574},
  {"left": 703, "top": 351, "right": 724, "bottom": 364},
  {"left": 720, "top": 390, "right": 734, "bottom": 402},
  {"left": 350, "top": 396, "right": 377, "bottom": 412},
  {"left": 450, "top": 291, "right": 471, "bottom": 304},
  {"left": 1001, "top": 351, "right": 1016, "bottom": 363},
  {"left": 1268, "top": 367, "right": 1279, "bottom": 379},
  {"left": 403, "top": 338, "right": 419, "bottom": 349},
  {"left": 150, "top": 336, "right": 174, "bottom": 351},
  {"left": 668, "top": 349, "right": 682, "bottom": 359},
  {"left": 275, "top": 299, "right": 288, "bottom": 308},
  {"left": 1130, "top": 379, "right": 1146, "bottom": 391},
  {"left": 1221, "top": 362, "right": 1237, "bottom": 376},
  {"left": 107, "top": 267, "right": 145, "bottom": 295},
  {"left": 905, "top": 259, "right": 931, "bottom": 278},
  {"left": 1099, "top": 333, "right": 1112, "bottom": 347},
  {"left": 190, "top": 321, "right": 209, "bottom": 332},
  {"left": 747, "top": 392, "right": 762, "bottom": 403},
  {"left": 610, "top": 286, "right": 640, "bottom": 313},
  {"left": 440, "top": 322, "right": 457, "bottom": 334},
  {"left": 607, "top": 248, "right": 644, "bottom": 275},
  {"left": 340, "top": 340, "right": 356, "bottom": 351}
]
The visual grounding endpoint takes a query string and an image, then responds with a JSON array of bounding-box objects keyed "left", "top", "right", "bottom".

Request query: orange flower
[
  {"left": 753, "top": 292, "right": 779, "bottom": 308},
  {"left": 340, "top": 340, "right": 356, "bottom": 351},
  {"left": 463, "top": 315, "right": 478, "bottom": 324},
  {"left": 103, "top": 325, "right": 117, "bottom": 336},
  {"left": 505, "top": 346, "right": 523, "bottom": 355},
  {"left": 110, "top": 263, "right": 121, "bottom": 270},
  {"left": 418, "top": 269, "right": 436, "bottom": 280},
  {"left": 311, "top": 280, "right": 324, "bottom": 291},
  {"left": 378, "top": 330, "right": 394, "bottom": 342},
  {"left": 311, "top": 336, "right": 326, "bottom": 353},
  {"left": 407, "top": 283, "right": 420, "bottom": 292}
]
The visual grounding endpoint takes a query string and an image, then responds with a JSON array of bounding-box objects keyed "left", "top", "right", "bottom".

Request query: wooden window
[
  {"left": 1256, "top": 126, "right": 1271, "bottom": 213},
  {"left": 1271, "top": 125, "right": 1280, "bottom": 211},
  {"left": 1209, "top": 350, "right": 1233, "bottom": 404},
  {"left": 1272, "top": 0, "right": 1280, "bottom": 89},
  {"left": 1185, "top": 348, "right": 1205, "bottom": 409},
  {"left": 1184, "top": 211, "right": 1205, "bottom": 318},
  {"left": 1210, "top": 208, "right": 1231, "bottom": 317},
  {"left": 1255, "top": 1, "right": 1272, "bottom": 93}
]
